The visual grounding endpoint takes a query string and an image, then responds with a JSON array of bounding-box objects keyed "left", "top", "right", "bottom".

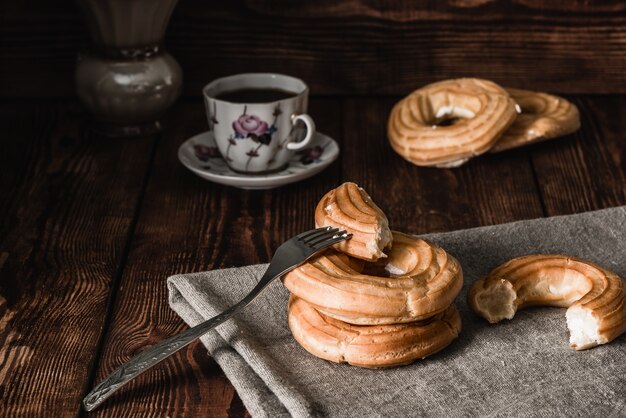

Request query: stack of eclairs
[{"left": 282, "top": 182, "right": 463, "bottom": 368}]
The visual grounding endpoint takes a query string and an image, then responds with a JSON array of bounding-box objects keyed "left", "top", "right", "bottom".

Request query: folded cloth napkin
[{"left": 168, "top": 207, "right": 626, "bottom": 418}]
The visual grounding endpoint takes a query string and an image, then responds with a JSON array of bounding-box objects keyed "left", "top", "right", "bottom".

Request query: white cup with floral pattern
[{"left": 202, "top": 73, "right": 316, "bottom": 174}]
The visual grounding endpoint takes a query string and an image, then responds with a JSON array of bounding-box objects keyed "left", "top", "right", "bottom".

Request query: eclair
[
  {"left": 491, "top": 88, "right": 580, "bottom": 153},
  {"left": 283, "top": 232, "right": 463, "bottom": 325},
  {"left": 288, "top": 296, "right": 461, "bottom": 368},
  {"left": 469, "top": 254, "right": 626, "bottom": 350},
  {"left": 315, "top": 182, "right": 392, "bottom": 261}
]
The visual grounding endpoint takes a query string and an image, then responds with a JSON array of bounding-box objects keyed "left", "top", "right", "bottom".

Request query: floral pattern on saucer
[
  {"left": 297, "top": 145, "right": 325, "bottom": 165},
  {"left": 178, "top": 131, "right": 339, "bottom": 189},
  {"left": 193, "top": 144, "right": 221, "bottom": 161}
]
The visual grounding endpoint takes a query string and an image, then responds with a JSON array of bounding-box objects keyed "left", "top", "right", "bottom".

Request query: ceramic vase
[{"left": 75, "top": 0, "right": 182, "bottom": 136}]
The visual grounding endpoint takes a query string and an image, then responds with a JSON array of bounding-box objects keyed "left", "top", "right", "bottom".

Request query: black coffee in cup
[{"left": 215, "top": 88, "right": 296, "bottom": 103}]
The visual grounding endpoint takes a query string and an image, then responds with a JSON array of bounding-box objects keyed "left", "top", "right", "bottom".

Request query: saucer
[{"left": 178, "top": 131, "right": 339, "bottom": 190}]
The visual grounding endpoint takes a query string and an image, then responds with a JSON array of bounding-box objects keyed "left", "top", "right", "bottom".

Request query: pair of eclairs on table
[
  {"left": 282, "top": 182, "right": 626, "bottom": 368},
  {"left": 387, "top": 78, "right": 580, "bottom": 167}
]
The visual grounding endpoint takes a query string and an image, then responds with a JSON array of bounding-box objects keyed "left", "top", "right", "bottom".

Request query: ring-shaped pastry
[
  {"left": 288, "top": 296, "right": 461, "bottom": 368},
  {"left": 468, "top": 254, "right": 626, "bottom": 350},
  {"left": 490, "top": 88, "right": 580, "bottom": 153},
  {"left": 315, "top": 182, "right": 392, "bottom": 261},
  {"left": 387, "top": 78, "right": 517, "bottom": 167},
  {"left": 282, "top": 232, "right": 463, "bottom": 325}
]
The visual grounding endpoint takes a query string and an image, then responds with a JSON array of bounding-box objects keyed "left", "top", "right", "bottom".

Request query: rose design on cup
[
  {"left": 233, "top": 115, "right": 269, "bottom": 139},
  {"left": 233, "top": 113, "right": 276, "bottom": 147},
  {"left": 221, "top": 105, "right": 281, "bottom": 170}
]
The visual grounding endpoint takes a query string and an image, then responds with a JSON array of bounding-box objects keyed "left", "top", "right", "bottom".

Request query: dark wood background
[
  {"left": 1, "top": 1, "right": 626, "bottom": 417},
  {"left": 2, "top": 0, "right": 626, "bottom": 98}
]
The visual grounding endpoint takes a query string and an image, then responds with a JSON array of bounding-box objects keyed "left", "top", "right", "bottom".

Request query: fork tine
[
  {"left": 303, "top": 228, "right": 341, "bottom": 247},
  {"left": 300, "top": 227, "right": 340, "bottom": 245},
  {"left": 310, "top": 234, "right": 352, "bottom": 252},
  {"left": 296, "top": 226, "right": 334, "bottom": 242},
  {"left": 308, "top": 231, "right": 351, "bottom": 249}
]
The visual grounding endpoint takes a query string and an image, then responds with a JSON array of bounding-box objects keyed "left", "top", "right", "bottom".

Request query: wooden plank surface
[
  {"left": 3, "top": 1, "right": 626, "bottom": 98},
  {"left": 0, "top": 102, "right": 156, "bottom": 416},
  {"left": 169, "top": 2, "right": 626, "bottom": 96},
  {"left": 530, "top": 96, "right": 626, "bottom": 215},
  {"left": 88, "top": 96, "right": 545, "bottom": 416},
  {"left": 341, "top": 97, "right": 545, "bottom": 234},
  {"left": 1, "top": 95, "right": 626, "bottom": 417},
  {"left": 88, "top": 98, "right": 342, "bottom": 417}
]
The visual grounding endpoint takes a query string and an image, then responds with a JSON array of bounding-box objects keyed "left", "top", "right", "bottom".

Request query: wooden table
[
  {"left": 1, "top": 94, "right": 625, "bottom": 416},
  {"left": 3, "top": 0, "right": 626, "bottom": 414}
]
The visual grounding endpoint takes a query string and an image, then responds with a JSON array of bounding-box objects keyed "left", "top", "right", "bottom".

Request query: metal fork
[{"left": 83, "top": 226, "right": 351, "bottom": 412}]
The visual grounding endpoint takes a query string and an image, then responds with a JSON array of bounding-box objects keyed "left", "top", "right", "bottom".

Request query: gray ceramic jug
[{"left": 75, "top": 0, "right": 182, "bottom": 136}]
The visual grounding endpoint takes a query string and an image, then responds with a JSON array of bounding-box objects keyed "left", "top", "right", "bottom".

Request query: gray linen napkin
[{"left": 168, "top": 207, "right": 626, "bottom": 418}]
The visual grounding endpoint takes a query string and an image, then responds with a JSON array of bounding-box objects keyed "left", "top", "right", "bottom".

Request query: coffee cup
[{"left": 202, "top": 73, "right": 316, "bottom": 173}]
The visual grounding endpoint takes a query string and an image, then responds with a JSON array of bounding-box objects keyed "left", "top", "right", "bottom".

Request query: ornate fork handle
[
  {"left": 83, "top": 226, "right": 350, "bottom": 412},
  {"left": 83, "top": 285, "right": 261, "bottom": 411}
]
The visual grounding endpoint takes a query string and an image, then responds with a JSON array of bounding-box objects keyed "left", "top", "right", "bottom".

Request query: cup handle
[{"left": 286, "top": 114, "right": 316, "bottom": 150}]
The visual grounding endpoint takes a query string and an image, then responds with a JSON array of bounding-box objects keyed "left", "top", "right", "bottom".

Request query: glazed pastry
[
  {"left": 491, "top": 88, "right": 580, "bottom": 153},
  {"left": 468, "top": 254, "right": 626, "bottom": 350},
  {"left": 387, "top": 78, "right": 517, "bottom": 167},
  {"left": 315, "top": 182, "right": 392, "bottom": 261},
  {"left": 288, "top": 296, "right": 461, "bottom": 368},
  {"left": 283, "top": 232, "right": 463, "bottom": 325}
]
